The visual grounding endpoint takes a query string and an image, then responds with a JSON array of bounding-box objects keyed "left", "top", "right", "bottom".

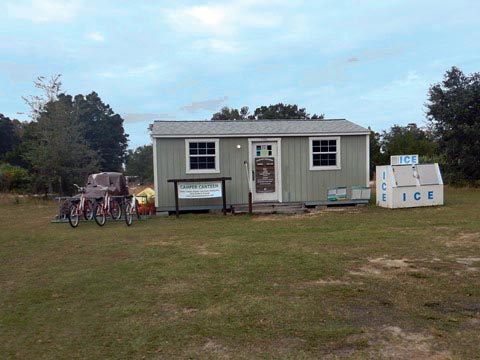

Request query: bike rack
[{"left": 51, "top": 195, "right": 150, "bottom": 223}]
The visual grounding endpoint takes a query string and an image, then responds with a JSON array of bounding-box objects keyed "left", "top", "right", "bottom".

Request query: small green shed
[{"left": 149, "top": 119, "right": 370, "bottom": 212}]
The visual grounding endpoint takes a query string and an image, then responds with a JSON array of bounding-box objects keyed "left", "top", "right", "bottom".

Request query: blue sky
[{"left": 1, "top": 0, "right": 479, "bottom": 149}]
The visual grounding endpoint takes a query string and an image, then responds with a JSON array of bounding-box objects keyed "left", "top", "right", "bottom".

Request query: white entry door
[{"left": 251, "top": 141, "right": 280, "bottom": 202}]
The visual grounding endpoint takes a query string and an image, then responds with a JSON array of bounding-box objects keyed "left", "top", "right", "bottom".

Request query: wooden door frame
[{"left": 248, "top": 138, "right": 282, "bottom": 203}]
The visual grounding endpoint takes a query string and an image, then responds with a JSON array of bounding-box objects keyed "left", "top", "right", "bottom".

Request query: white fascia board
[{"left": 152, "top": 132, "right": 370, "bottom": 138}]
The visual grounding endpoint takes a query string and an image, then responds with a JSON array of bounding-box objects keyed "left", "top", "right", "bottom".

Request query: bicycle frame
[
  {"left": 68, "top": 184, "right": 93, "bottom": 227},
  {"left": 101, "top": 191, "right": 112, "bottom": 214},
  {"left": 124, "top": 187, "right": 140, "bottom": 226},
  {"left": 93, "top": 185, "right": 123, "bottom": 227}
]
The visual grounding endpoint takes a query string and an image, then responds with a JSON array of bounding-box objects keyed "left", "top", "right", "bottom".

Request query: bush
[{"left": 0, "top": 163, "right": 30, "bottom": 192}]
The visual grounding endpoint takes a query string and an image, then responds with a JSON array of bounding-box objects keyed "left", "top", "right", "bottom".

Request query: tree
[
  {"left": 4, "top": 120, "right": 35, "bottom": 169},
  {"left": 0, "top": 163, "right": 30, "bottom": 192},
  {"left": 22, "top": 74, "right": 62, "bottom": 121},
  {"left": 253, "top": 103, "right": 323, "bottom": 120},
  {"left": 23, "top": 94, "right": 99, "bottom": 195},
  {"left": 0, "top": 114, "right": 21, "bottom": 159},
  {"left": 125, "top": 145, "right": 153, "bottom": 183},
  {"left": 381, "top": 123, "right": 437, "bottom": 160},
  {"left": 212, "top": 106, "right": 250, "bottom": 120},
  {"left": 368, "top": 127, "right": 386, "bottom": 176},
  {"left": 73, "top": 92, "right": 129, "bottom": 171},
  {"left": 211, "top": 103, "right": 324, "bottom": 120},
  {"left": 426, "top": 66, "right": 480, "bottom": 183}
]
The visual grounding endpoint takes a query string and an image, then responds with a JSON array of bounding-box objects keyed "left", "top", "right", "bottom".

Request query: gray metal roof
[{"left": 150, "top": 119, "right": 369, "bottom": 137}]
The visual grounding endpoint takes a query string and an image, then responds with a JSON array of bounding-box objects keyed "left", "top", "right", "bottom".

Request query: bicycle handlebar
[{"left": 73, "top": 183, "right": 86, "bottom": 193}]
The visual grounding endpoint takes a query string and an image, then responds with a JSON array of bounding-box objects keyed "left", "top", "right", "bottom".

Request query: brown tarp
[
  {"left": 83, "top": 172, "right": 129, "bottom": 198},
  {"left": 62, "top": 172, "right": 128, "bottom": 217}
]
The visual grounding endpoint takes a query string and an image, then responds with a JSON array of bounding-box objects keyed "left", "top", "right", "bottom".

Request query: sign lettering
[
  {"left": 255, "top": 157, "right": 275, "bottom": 193},
  {"left": 391, "top": 155, "right": 419, "bottom": 165},
  {"left": 178, "top": 182, "right": 222, "bottom": 199},
  {"left": 381, "top": 170, "right": 387, "bottom": 202}
]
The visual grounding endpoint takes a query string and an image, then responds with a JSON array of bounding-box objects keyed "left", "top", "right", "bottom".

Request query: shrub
[{"left": 0, "top": 163, "right": 30, "bottom": 192}]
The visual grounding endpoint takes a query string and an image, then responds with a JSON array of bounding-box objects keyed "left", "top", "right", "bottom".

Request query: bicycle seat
[
  {"left": 70, "top": 199, "right": 80, "bottom": 204},
  {"left": 125, "top": 195, "right": 133, "bottom": 199},
  {"left": 95, "top": 197, "right": 104, "bottom": 201}
]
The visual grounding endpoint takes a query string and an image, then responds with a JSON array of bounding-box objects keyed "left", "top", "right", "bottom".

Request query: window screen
[
  {"left": 189, "top": 142, "right": 216, "bottom": 170},
  {"left": 312, "top": 139, "right": 337, "bottom": 167}
]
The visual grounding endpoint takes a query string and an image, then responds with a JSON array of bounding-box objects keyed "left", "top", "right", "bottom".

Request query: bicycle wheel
[
  {"left": 93, "top": 202, "right": 106, "bottom": 226},
  {"left": 68, "top": 204, "right": 79, "bottom": 228},
  {"left": 110, "top": 199, "right": 122, "bottom": 220},
  {"left": 134, "top": 199, "right": 140, "bottom": 220},
  {"left": 83, "top": 199, "right": 94, "bottom": 221},
  {"left": 125, "top": 203, "right": 133, "bottom": 226}
]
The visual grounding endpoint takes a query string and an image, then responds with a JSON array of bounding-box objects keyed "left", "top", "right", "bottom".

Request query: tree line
[
  {"left": 211, "top": 103, "right": 324, "bottom": 120},
  {"left": 206, "top": 67, "right": 480, "bottom": 184},
  {"left": 371, "top": 66, "right": 480, "bottom": 184},
  {"left": 1, "top": 66, "right": 479, "bottom": 194},
  {"left": 0, "top": 76, "right": 129, "bottom": 195}
]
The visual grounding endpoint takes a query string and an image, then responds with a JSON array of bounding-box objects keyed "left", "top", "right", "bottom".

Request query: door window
[{"left": 256, "top": 144, "right": 272, "bottom": 157}]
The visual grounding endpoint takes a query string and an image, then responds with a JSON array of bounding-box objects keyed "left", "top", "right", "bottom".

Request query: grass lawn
[{"left": 1, "top": 188, "right": 479, "bottom": 359}]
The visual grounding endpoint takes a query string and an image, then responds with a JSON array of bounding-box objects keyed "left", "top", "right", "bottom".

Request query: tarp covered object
[
  {"left": 84, "top": 172, "right": 129, "bottom": 197},
  {"left": 136, "top": 187, "right": 155, "bottom": 205}
]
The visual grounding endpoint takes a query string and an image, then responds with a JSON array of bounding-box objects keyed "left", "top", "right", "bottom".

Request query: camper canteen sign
[{"left": 178, "top": 182, "right": 222, "bottom": 199}]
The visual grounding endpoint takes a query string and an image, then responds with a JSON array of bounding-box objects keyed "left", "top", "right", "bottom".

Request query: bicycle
[
  {"left": 67, "top": 184, "right": 94, "bottom": 228},
  {"left": 93, "top": 186, "right": 123, "bottom": 226},
  {"left": 124, "top": 187, "right": 140, "bottom": 226}
]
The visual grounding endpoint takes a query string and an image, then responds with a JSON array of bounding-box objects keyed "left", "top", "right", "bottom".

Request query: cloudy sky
[{"left": 1, "top": 0, "right": 479, "bottom": 148}]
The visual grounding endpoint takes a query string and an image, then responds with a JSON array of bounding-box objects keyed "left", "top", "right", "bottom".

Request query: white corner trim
[
  {"left": 309, "top": 136, "right": 341, "bottom": 171},
  {"left": 185, "top": 138, "right": 220, "bottom": 174},
  {"left": 153, "top": 139, "right": 159, "bottom": 208},
  {"left": 366, "top": 133, "right": 370, "bottom": 186}
]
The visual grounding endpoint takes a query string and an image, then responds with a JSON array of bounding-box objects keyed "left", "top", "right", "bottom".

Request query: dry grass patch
[
  {"left": 350, "top": 257, "right": 418, "bottom": 278},
  {"left": 197, "top": 245, "right": 221, "bottom": 256},
  {"left": 378, "top": 326, "right": 451, "bottom": 360}
]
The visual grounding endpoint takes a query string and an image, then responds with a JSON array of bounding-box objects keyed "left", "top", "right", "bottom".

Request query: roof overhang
[{"left": 151, "top": 131, "right": 370, "bottom": 139}]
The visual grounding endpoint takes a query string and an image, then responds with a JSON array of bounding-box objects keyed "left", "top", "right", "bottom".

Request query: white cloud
[
  {"left": 86, "top": 31, "right": 105, "bottom": 42},
  {"left": 361, "top": 71, "right": 425, "bottom": 102},
  {"left": 164, "top": 1, "right": 283, "bottom": 38},
  {"left": 193, "top": 39, "right": 240, "bottom": 54},
  {"left": 6, "top": 0, "right": 82, "bottom": 23},
  {"left": 98, "top": 63, "right": 161, "bottom": 79},
  {"left": 163, "top": 1, "right": 284, "bottom": 55},
  {"left": 186, "top": 5, "right": 227, "bottom": 28},
  {"left": 180, "top": 96, "right": 229, "bottom": 113}
]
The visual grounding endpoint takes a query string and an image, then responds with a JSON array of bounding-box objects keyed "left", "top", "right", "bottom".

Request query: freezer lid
[
  {"left": 417, "top": 164, "right": 441, "bottom": 185},
  {"left": 392, "top": 165, "right": 417, "bottom": 187}
]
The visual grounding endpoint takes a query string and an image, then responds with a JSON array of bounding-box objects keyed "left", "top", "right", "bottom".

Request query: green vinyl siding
[
  {"left": 281, "top": 136, "right": 367, "bottom": 202},
  {"left": 155, "top": 138, "right": 250, "bottom": 210},
  {"left": 154, "top": 135, "right": 368, "bottom": 210}
]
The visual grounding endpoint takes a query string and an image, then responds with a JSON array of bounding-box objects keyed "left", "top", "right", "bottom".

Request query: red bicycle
[
  {"left": 93, "top": 186, "right": 122, "bottom": 226},
  {"left": 67, "top": 184, "right": 94, "bottom": 228}
]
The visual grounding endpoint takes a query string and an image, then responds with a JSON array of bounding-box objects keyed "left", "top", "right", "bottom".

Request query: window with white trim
[
  {"left": 185, "top": 139, "right": 220, "bottom": 173},
  {"left": 309, "top": 137, "right": 341, "bottom": 170}
]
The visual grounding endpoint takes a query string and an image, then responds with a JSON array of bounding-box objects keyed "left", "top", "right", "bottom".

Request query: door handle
[{"left": 252, "top": 170, "right": 255, "bottom": 181}]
